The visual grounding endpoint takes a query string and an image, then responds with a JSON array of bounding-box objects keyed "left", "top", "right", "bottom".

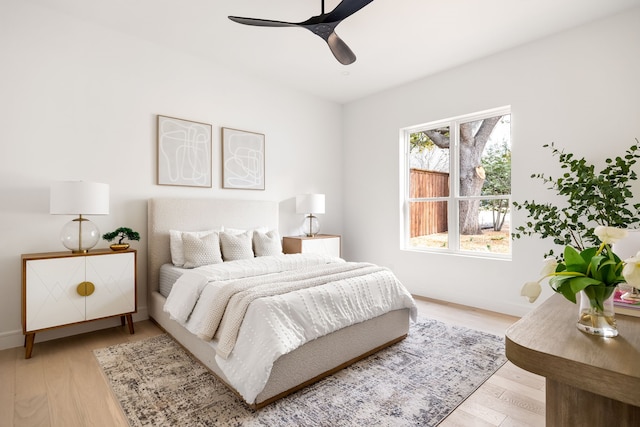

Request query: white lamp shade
[
  {"left": 50, "top": 181, "right": 109, "bottom": 215},
  {"left": 296, "top": 194, "right": 325, "bottom": 214}
]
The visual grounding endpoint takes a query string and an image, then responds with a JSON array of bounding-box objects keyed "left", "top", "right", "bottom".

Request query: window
[{"left": 401, "top": 107, "right": 511, "bottom": 258}]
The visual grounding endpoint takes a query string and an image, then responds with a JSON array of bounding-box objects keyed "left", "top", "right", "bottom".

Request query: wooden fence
[{"left": 410, "top": 169, "right": 449, "bottom": 237}]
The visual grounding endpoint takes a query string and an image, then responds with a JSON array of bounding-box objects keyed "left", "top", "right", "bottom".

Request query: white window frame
[{"left": 400, "top": 106, "right": 511, "bottom": 259}]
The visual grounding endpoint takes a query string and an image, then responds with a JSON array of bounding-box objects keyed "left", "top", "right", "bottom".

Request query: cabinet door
[
  {"left": 25, "top": 257, "right": 86, "bottom": 331},
  {"left": 302, "top": 237, "right": 341, "bottom": 257},
  {"left": 85, "top": 252, "right": 135, "bottom": 320}
]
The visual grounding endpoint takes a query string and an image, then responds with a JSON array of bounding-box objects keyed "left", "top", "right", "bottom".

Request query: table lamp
[
  {"left": 50, "top": 181, "right": 110, "bottom": 253},
  {"left": 296, "top": 194, "right": 325, "bottom": 237}
]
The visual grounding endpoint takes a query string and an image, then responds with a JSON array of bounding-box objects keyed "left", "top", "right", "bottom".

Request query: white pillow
[
  {"left": 220, "top": 231, "right": 254, "bottom": 261},
  {"left": 182, "top": 232, "right": 223, "bottom": 268},
  {"left": 253, "top": 230, "right": 282, "bottom": 257},
  {"left": 169, "top": 228, "right": 222, "bottom": 267}
]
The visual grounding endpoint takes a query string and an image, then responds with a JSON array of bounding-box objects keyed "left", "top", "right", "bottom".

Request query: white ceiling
[{"left": 30, "top": 0, "right": 640, "bottom": 104}]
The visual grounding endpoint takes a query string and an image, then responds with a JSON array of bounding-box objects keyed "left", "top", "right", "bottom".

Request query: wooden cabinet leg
[
  {"left": 25, "top": 333, "right": 35, "bottom": 359},
  {"left": 125, "top": 314, "right": 134, "bottom": 334},
  {"left": 120, "top": 315, "right": 126, "bottom": 327}
]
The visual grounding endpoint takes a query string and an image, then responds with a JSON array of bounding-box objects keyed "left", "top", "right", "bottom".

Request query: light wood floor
[
  {"left": 414, "top": 297, "right": 545, "bottom": 427},
  {"left": 0, "top": 298, "right": 544, "bottom": 427}
]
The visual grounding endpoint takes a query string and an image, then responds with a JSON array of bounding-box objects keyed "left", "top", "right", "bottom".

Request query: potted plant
[
  {"left": 514, "top": 141, "right": 640, "bottom": 336},
  {"left": 102, "top": 227, "right": 140, "bottom": 251}
]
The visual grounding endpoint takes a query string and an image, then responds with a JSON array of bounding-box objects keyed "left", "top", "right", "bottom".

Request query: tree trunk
[
  {"left": 458, "top": 117, "right": 501, "bottom": 234},
  {"left": 426, "top": 116, "right": 501, "bottom": 235}
]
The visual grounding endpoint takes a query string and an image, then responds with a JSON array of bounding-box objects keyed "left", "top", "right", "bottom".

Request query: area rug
[{"left": 94, "top": 318, "right": 506, "bottom": 426}]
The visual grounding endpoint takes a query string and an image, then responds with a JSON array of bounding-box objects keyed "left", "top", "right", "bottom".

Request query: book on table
[{"left": 614, "top": 288, "right": 640, "bottom": 318}]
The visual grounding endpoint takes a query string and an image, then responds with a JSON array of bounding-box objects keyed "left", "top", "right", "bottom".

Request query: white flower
[
  {"left": 594, "top": 226, "right": 627, "bottom": 245},
  {"left": 623, "top": 251, "right": 640, "bottom": 287},
  {"left": 540, "top": 258, "right": 558, "bottom": 276},
  {"left": 521, "top": 281, "right": 542, "bottom": 303}
]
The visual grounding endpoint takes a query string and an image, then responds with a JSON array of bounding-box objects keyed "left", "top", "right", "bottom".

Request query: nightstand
[
  {"left": 283, "top": 234, "right": 341, "bottom": 257},
  {"left": 21, "top": 248, "right": 137, "bottom": 358}
]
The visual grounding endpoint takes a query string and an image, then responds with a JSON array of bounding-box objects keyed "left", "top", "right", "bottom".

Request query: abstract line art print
[
  {"left": 157, "top": 115, "right": 212, "bottom": 188},
  {"left": 222, "top": 127, "right": 265, "bottom": 190}
]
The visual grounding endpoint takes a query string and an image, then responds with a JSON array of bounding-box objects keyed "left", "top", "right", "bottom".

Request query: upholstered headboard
[{"left": 147, "top": 198, "right": 279, "bottom": 294}]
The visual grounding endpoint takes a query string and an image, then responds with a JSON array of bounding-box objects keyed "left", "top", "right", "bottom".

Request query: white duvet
[{"left": 164, "top": 253, "right": 417, "bottom": 403}]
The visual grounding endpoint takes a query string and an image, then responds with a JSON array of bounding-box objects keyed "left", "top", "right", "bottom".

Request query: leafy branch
[{"left": 512, "top": 140, "right": 640, "bottom": 258}]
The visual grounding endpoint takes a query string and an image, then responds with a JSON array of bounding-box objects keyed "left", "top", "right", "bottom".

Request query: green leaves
[
  {"left": 583, "top": 284, "right": 617, "bottom": 312},
  {"left": 563, "top": 245, "right": 586, "bottom": 269},
  {"left": 548, "top": 244, "right": 624, "bottom": 306},
  {"left": 512, "top": 140, "right": 640, "bottom": 257},
  {"left": 102, "top": 227, "right": 141, "bottom": 244}
]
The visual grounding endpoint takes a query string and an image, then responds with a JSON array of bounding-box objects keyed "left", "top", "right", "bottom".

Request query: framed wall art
[
  {"left": 221, "top": 127, "right": 265, "bottom": 190},
  {"left": 157, "top": 115, "right": 212, "bottom": 188}
]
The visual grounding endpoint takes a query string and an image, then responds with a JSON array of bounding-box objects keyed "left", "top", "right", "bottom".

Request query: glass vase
[{"left": 576, "top": 289, "right": 618, "bottom": 337}]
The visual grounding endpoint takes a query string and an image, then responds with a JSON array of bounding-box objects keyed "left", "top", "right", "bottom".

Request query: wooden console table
[{"left": 506, "top": 294, "right": 640, "bottom": 426}]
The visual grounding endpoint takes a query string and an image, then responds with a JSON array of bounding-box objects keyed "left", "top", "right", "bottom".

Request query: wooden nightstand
[
  {"left": 21, "top": 248, "right": 137, "bottom": 358},
  {"left": 283, "top": 234, "right": 341, "bottom": 257}
]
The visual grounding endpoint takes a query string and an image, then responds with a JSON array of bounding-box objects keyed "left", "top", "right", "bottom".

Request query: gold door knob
[{"left": 76, "top": 281, "right": 95, "bottom": 297}]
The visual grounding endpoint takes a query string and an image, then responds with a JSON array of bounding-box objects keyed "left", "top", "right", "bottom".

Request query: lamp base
[
  {"left": 60, "top": 216, "right": 100, "bottom": 253},
  {"left": 302, "top": 214, "right": 320, "bottom": 237}
]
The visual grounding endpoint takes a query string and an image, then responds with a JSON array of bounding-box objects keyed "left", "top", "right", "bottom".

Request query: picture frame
[
  {"left": 221, "top": 127, "right": 265, "bottom": 190},
  {"left": 157, "top": 115, "right": 212, "bottom": 188}
]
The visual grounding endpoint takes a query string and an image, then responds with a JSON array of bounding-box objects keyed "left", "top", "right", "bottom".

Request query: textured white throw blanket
[
  {"left": 212, "top": 262, "right": 389, "bottom": 359},
  {"left": 163, "top": 253, "right": 417, "bottom": 404},
  {"left": 164, "top": 253, "right": 344, "bottom": 324}
]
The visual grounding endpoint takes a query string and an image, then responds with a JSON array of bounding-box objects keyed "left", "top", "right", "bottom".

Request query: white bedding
[
  {"left": 159, "top": 263, "right": 187, "bottom": 297},
  {"left": 163, "top": 253, "right": 417, "bottom": 403}
]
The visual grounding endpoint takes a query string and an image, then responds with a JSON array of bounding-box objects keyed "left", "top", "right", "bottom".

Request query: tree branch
[
  {"left": 474, "top": 116, "right": 501, "bottom": 145},
  {"left": 424, "top": 130, "right": 449, "bottom": 149}
]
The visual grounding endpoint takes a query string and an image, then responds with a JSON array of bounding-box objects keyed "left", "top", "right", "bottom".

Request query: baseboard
[
  {"left": 0, "top": 306, "right": 149, "bottom": 352},
  {"left": 0, "top": 328, "right": 23, "bottom": 352}
]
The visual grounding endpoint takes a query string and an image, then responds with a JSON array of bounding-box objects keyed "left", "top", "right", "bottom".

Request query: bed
[{"left": 147, "top": 197, "right": 416, "bottom": 409}]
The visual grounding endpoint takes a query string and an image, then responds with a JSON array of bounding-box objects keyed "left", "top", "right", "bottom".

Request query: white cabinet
[
  {"left": 22, "top": 249, "right": 137, "bottom": 358},
  {"left": 283, "top": 235, "right": 341, "bottom": 257}
]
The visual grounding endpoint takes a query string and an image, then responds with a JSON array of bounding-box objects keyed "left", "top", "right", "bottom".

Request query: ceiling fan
[{"left": 228, "top": 0, "right": 374, "bottom": 65}]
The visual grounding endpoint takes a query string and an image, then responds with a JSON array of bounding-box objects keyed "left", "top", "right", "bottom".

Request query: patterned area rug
[{"left": 94, "top": 318, "right": 506, "bottom": 426}]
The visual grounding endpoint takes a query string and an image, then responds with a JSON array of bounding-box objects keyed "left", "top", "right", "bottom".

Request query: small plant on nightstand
[{"left": 102, "top": 227, "right": 140, "bottom": 251}]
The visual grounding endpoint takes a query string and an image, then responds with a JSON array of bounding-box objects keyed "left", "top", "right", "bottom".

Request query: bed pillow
[
  {"left": 170, "top": 228, "right": 222, "bottom": 267},
  {"left": 220, "top": 231, "right": 254, "bottom": 261},
  {"left": 182, "top": 232, "right": 223, "bottom": 268},
  {"left": 253, "top": 230, "right": 283, "bottom": 257}
]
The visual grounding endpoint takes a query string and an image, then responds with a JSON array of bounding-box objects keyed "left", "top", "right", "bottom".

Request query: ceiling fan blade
[
  {"left": 228, "top": 16, "right": 298, "bottom": 28},
  {"left": 229, "top": 0, "right": 372, "bottom": 65},
  {"left": 325, "top": 0, "right": 374, "bottom": 22},
  {"left": 326, "top": 32, "right": 356, "bottom": 65}
]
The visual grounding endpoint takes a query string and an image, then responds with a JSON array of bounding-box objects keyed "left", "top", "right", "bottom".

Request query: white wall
[
  {"left": 342, "top": 8, "right": 640, "bottom": 317},
  {"left": 0, "top": 1, "right": 343, "bottom": 350}
]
